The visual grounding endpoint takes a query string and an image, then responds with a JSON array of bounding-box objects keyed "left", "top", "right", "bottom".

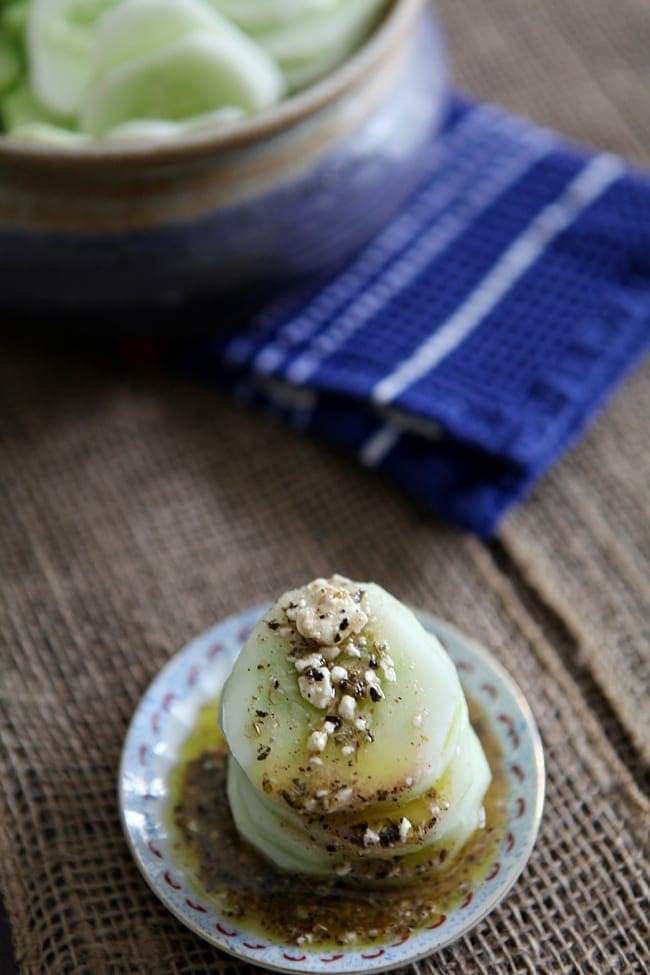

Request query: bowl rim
[{"left": 0, "top": 0, "right": 425, "bottom": 170}]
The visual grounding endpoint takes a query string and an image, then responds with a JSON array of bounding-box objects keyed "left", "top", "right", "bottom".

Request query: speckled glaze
[
  {"left": 0, "top": 0, "right": 446, "bottom": 310},
  {"left": 119, "top": 604, "right": 545, "bottom": 973}
]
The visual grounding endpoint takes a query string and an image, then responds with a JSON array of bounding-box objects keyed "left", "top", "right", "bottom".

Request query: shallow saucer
[{"left": 119, "top": 604, "right": 544, "bottom": 973}]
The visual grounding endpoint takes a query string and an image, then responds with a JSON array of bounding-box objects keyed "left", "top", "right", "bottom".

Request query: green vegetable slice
[
  {"left": 208, "top": 0, "right": 340, "bottom": 33},
  {"left": 2, "top": 77, "right": 71, "bottom": 130},
  {"left": 104, "top": 105, "right": 245, "bottom": 141},
  {"left": 93, "top": 0, "right": 242, "bottom": 75},
  {"left": 9, "top": 120, "right": 90, "bottom": 144},
  {"left": 27, "top": 0, "right": 119, "bottom": 114},
  {"left": 80, "top": 29, "right": 283, "bottom": 137},
  {"left": 0, "top": 35, "right": 22, "bottom": 95}
]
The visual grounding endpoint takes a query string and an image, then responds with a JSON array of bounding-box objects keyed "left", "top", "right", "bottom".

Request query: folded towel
[{"left": 182, "top": 99, "right": 650, "bottom": 536}]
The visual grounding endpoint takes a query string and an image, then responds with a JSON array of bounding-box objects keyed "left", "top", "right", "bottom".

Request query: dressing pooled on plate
[{"left": 220, "top": 574, "right": 491, "bottom": 882}]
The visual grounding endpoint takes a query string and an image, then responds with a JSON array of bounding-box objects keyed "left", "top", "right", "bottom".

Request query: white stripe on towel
[
  {"left": 246, "top": 107, "right": 539, "bottom": 376},
  {"left": 360, "top": 153, "right": 624, "bottom": 467},
  {"left": 372, "top": 153, "right": 624, "bottom": 406},
  {"left": 283, "top": 131, "right": 553, "bottom": 384},
  {"left": 360, "top": 425, "right": 402, "bottom": 467}
]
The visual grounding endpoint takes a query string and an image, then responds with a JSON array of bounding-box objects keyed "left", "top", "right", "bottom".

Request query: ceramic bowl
[{"left": 0, "top": 0, "right": 447, "bottom": 311}]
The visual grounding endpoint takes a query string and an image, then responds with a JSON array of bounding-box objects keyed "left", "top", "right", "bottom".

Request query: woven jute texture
[{"left": 1, "top": 1, "right": 649, "bottom": 973}]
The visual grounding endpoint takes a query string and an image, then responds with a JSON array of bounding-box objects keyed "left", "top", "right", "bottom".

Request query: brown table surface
[{"left": 1, "top": 1, "right": 649, "bottom": 973}]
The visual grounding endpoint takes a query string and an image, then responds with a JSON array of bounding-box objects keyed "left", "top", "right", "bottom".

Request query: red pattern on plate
[
  {"left": 164, "top": 871, "right": 181, "bottom": 890},
  {"left": 486, "top": 862, "right": 501, "bottom": 881},
  {"left": 427, "top": 914, "right": 447, "bottom": 930},
  {"left": 126, "top": 613, "right": 542, "bottom": 968},
  {"left": 498, "top": 713, "right": 520, "bottom": 748},
  {"left": 186, "top": 899, "right": 207, "bottom": 913}
]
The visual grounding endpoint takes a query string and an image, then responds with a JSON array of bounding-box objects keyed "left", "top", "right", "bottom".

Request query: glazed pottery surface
[{"left": 0, "top": 0, "right": 447, "bottom": 309}]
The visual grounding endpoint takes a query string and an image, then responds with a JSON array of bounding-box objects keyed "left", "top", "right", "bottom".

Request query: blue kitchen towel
[{"left": 185, "top": 100, "right": 650, "bottom": 537}]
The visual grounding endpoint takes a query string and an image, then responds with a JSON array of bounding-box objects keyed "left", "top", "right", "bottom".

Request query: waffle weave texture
[{"left": 185, "top": 99, "right": 650, "bottom": 535}]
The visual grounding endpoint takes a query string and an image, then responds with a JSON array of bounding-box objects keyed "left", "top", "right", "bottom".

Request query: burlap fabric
[{"left": 1, "top": 1, "right": 649, "bottom": 972}]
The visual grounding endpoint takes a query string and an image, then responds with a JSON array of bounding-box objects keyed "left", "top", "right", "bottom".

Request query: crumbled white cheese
[
  {"left": 333, "top": 786, "right": 353, "bottom": 808},
  {"left": 285, "top": 578, "right": 368, "bottom": 645},
  {"left": 321, "top": 645, "right": 341, "bottom": 661},
  {"left": 380, "top": 657, "right": 397, "bottom": 682},
  {"left": 342, "top": 744, "right": 355, "bottom": 756},
  {"left": 354, "top": 717, "right": 367, "bottom": 731},
  {"left": 363, "top": 828, "right": 381, "bottom": 847},
  {"left": 308, "top": 730, "right": 328, "bottom": 752},
  {"left": 346, "top": 645, "right": 362, "bottom": 658},
  {"left": 323, "top": 719, "right": 339, "bottom": 735},
  {"left": 330, "top": 665, "right": 348, "bottom": 684},
  {"left": 399, "top": 817, "right": 412, "bottom": 842},
  {"left": 339, "top": 694, "right": 356, "bottom": 721},
  {"left": 364, "top": 670, "right": 386, "bottom": 699},
  {"left": 308, "top": 755, "right": 323, "bottom": 766},
  {"left": 298, "top": 667, "right": 335, "bottom": 709},
  {"left": 294, "top": 653, "right": 325, "bottom": 672}
]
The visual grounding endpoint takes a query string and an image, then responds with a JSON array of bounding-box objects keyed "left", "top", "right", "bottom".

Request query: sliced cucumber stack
[{"left": 220, "top": 575, "right": 492, "bottom": 882}]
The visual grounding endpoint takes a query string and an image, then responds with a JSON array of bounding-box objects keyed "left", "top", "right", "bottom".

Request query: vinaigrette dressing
[{"left": 166, "top": 694, "right": 508, "bottom": 949}]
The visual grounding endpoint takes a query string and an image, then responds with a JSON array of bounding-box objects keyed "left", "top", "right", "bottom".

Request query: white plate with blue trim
[{"left": 119, "top": 605, "right": 544, "bottom": 973}]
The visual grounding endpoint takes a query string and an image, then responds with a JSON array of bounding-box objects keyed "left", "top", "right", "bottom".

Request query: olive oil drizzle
[{"left": 166, "top": 695, "right": 508, "bottom": 949}]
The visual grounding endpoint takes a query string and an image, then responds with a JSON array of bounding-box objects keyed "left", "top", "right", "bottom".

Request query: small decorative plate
[{"left": 119, "top": 605, "right": 544, "bottom": 974}]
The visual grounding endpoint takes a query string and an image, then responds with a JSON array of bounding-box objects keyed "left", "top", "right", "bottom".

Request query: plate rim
[{"left": 119, "top": 605, "right": 545, "bottom": 974}]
